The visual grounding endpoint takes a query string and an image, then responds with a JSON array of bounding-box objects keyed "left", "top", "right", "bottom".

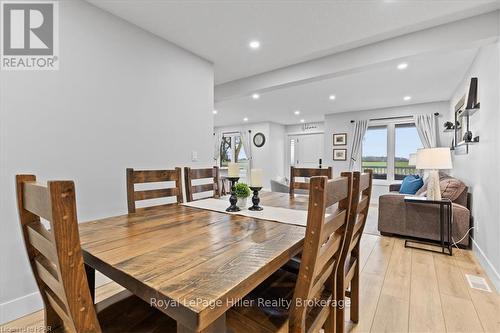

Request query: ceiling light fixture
[
  {"left": 294, "top": 110, "right": 300, "bottom": 115},
  {"left": 404, "top": 96, "right": 412, "bottom": 101},
  {"left": 329, "top": 94, "right": 336, "bottom": 100},
  {"left": 252, "top": 93, "right": 260, "bottom": 100},
  {"left": 397, "top": 63, "right": 408, "bottom": 70},
  {"left": 300, "top": 119, "right": 305, "bottom": 123},
  {"left": 212, "top": 109, "right": 218, "bottom": 114},
  {"left": 249, "top": 40, "right": 260, "bottom": 49},
  {"left": 243, "top": 117, "right": 249, "bottom": 122}
]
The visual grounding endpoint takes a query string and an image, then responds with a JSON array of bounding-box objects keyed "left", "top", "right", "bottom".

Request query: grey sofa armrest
[
  {"left": 389, "top": 184, "right": 401, "bottom": 192},
  {"left": 378, "top": 194, "right": 407, "bottom": 234},
  {"left": 378, "top": 193, "right": 471, "bottom": 246}
]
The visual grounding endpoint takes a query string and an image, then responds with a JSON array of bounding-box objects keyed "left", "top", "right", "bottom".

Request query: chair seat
[
  {"left": 96, "top": 290, "right": 176, "bottom": 333},
  {"left": 227, "top": 269, "right": 332, "bottom": 333}
]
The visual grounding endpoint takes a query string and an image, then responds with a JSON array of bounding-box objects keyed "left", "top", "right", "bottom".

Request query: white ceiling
[
  {"left": 213, "top": 48, "right": 479, "bottom": 126},
  {"left": 87, "top": 0, "right": 497, "bottom": 84}
]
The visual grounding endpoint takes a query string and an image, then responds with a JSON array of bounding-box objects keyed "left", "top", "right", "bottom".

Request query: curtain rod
[{"left": 350, "top": 112, "right": 439, "bottom": 123}]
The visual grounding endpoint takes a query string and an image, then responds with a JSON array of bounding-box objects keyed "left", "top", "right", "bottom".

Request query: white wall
[
  {"left": 447, "top": 43, "right": 500, "bottom": 292},
  {"left": 0, "top": 0, "right": 214, "bottom": 323},
  {"left": 215, "top": 122, "right": 286, "bottom": 188}
]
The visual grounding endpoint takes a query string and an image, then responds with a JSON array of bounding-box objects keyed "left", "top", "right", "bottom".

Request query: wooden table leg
[
  {"left": 177, "top": 314, "right": 226, "bottom": 333},
  {"left": 85, "top": 263, "right": 95, "bottom": 303}
]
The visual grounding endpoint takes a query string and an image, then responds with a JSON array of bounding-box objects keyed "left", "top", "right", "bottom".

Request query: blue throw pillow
[{"left": 399, "top": 175, "right": 424, "bottom": 195}]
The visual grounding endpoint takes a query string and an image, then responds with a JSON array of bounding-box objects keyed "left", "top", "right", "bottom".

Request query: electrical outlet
[{"left": 191, "top": 151, "right": 198, "bottom": 162}]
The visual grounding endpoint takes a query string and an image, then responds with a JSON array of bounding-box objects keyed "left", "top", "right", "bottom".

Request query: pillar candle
[
  {"left": 251, "top": 169, "right": 263, "bottom": 187},
  {"left": 228, "top": 162, "right": 239, "bottom": 177}
]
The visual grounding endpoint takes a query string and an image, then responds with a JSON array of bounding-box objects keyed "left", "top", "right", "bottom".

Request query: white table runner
[{"left": 182, "top": 197, "right": 308, "bottom": 227}]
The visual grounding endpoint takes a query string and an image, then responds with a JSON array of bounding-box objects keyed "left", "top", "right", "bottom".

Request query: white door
[{"left": 289, "top": 133, "right": 324, "bottom": 168}]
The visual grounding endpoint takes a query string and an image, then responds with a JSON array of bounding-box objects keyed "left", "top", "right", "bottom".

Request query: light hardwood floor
[{"left": 2, "top": 234, "right": 499, "bottom": 333}]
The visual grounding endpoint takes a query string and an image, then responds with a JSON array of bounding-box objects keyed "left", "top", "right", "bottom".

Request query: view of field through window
[{"left": 362, "top": 123, "right": 422, "bottom": 180}]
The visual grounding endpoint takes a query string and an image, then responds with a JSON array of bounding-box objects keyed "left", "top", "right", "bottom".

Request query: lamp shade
[
  {"left": 416, "top": 148, "right": 452, "bottom": 170},
  {"left": 408, "top": 153, "right": 417, "bottom": 167}
]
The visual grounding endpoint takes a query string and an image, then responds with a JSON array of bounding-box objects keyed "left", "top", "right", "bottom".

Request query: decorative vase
[{"left": 236, "top": 197, "right": 247, "bottom": 209}]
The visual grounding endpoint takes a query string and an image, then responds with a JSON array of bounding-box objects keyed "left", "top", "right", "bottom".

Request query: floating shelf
[
  {"left": 443, "top": 128, "right": 455, "bottom": 133},
  {"left": 458, "top": 103, "right": 480, "bottom": 118},
  {"left": 456, "top": 137, "right": 480, "bottom": 147}
]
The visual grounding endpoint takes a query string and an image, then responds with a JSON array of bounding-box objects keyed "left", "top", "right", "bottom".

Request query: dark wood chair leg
[
  {"left": 85, "top": 263, "right": 95, "bottom": 303},
  {"left": 336, "top": 275, "right": 345, "bottom": 333},
  {"left": 350, "top": 262, "right": 360, "bottom": 323}
]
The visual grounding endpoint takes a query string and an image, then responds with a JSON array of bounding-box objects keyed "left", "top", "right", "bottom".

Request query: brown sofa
[{"left": 378, "top": 173, "right": 471, "bottom": 246}]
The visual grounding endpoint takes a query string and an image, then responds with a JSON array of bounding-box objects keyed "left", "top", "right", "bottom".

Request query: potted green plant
[{"left": 235, "top": 183, "right": 251, "bottom": 209}]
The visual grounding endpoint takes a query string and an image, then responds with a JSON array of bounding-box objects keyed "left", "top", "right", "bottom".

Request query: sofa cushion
[
  {"left": 399, "top": 175, "right": 424, "bottom": 195},
  {"left": 415, "top": 172, "right": 467, "bottom": 203},
  {"left": 440, "top": 177, "right": 467, "bottom": 202}
]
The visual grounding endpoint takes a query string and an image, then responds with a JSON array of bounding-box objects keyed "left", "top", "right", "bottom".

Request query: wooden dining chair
[
  {"left": 227, "top": 173, "right": 354, "bottom": 333},
  {"left": 335, "top": 170, "right": 373, "bottom": 333},
  {"left": 126, "top": 167, "right": 183, "bottom": 213},
  {"left": 184, "top": 166, "right": 220, "bottom": 202},
  {"left": 15, "top": 175, "right": 176, "bottom": 332},
  {"left": 289, "top": 166, "right": 333, "bottom": 197}
]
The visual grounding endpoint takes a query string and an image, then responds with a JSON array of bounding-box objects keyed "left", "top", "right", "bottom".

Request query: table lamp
[{"left": 416, "top": 148, "right": 452, "bottom": 200}]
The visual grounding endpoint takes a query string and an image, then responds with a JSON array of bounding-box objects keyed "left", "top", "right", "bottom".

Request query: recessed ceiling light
[
  {"left": 249, "top": 40, "right": 260, "bottom": 49},
  {"left": 397, "top": 63, "right": 408, "bottom": 70},
  {"left": 252, "top": 93, "right": 260, "bottom": 100},
  {"left": 300, "top": 119, "right": 305, "bottom": 123},
  {"left": 329, "top": 95, "right": 336, "bottom": 100},
  {"left": 404, "top": 96, "right": 412, "bottom": 101},
  {"left": 212, "top": 109, "right": 218, "bottom": 114},
  {"left": 243, "top": 117, "right": 249, "bottom": 122},
  {"left": 294, "top": 110, "right": 300, "bottom": 115}
]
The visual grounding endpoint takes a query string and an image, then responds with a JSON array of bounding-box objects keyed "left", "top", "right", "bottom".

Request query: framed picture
[
  {"left": 333, "top": 133, "right": 347, "bottom": 146},
  {"left": 333, "top": 149, "right": 347, "bottom": 161}
]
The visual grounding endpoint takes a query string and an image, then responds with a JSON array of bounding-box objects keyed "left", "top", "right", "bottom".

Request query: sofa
[{"left": 378, "top": 173, "right": 471, "bottom": 246}]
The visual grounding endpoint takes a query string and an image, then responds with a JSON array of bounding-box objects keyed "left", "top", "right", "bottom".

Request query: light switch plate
[{"left": 191, "top": 151, "right": 198, "bottom": 162}]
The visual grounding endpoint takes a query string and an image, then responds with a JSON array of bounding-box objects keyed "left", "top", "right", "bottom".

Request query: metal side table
[{"left": 403, "top": 196, "right": 453, "bottom": 256}]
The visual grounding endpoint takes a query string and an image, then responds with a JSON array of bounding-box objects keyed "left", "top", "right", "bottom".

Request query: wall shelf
[
  {"left": 456, "top": 137, "right": 480, "bottom": 147},
  {"left": 458, "top": 105, "right": 480, "bottom": 118}
]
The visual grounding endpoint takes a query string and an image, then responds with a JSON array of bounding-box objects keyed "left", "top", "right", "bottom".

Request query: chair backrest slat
[
  {"left": 184, "top": 166, "right": 219, "bottom": 202},
  {"left": 288, "top": 174, "right": 353, "bottom": 332},
  {"left": 289, "top": 166, "right": 333, "bottom": 196},
  {"left": 16, "top": 175, "right": 101, "bottom": 332},
  {"left": 337, "top": 170, "right": 373, "bottom": 282},
  {"left": 126, "top": 167, "right": 183, "bottom": 213}
]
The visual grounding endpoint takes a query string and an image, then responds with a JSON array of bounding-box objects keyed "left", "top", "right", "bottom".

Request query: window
[
  {"left": 362, "top": 126, "right": 388, "bottom": 180},
  {"left": 220, "top": 132, "right": 248, "bottom": 169},
  {"left": 362, "top": 120, "right": 423, "bottom": 182},
  {"left": 395, "top": 124, "right": 422, "bottom": 180}
]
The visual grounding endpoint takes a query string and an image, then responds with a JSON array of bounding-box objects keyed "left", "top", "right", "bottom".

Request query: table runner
[{"left": 183, "top": 197, "right": 308, "bottom": 227}]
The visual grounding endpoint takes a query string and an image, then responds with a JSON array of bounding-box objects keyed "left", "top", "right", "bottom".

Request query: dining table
[{"left": 79, "top": 192, "right": 310, "bottom": 333}]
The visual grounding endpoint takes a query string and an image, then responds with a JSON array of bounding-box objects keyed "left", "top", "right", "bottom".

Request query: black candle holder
[
  {"left": 248, "top": 187, "right": 263, "bottom": 211},
  {"left": 226, "top": 177, "right": 240, "bottom": 212}
]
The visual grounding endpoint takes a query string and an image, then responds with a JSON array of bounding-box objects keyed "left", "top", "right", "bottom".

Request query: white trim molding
[
  {"left": 472, "top": 237, "right": 500, "bottom": 293},
  {"left": 0, "top": 273, "right": 111, "bottom": 324}
]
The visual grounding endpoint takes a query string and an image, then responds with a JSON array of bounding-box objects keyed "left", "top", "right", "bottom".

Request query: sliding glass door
[{"left": 362, "top": 119, "right": 423, "bottom": 183}]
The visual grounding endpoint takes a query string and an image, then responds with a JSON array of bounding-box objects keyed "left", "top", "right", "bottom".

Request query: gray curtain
[
  {"left": 349, "top": 120, "right": 369, "bottom": 171},
  {"left": 213, "top": 129, "right": 222, "bottom": 163},
  {"left": 239, "top": 130, "right": 252, "bottom": 171},
  {"left": 414, "top": 114, "right": 437, "bottom": 148}
]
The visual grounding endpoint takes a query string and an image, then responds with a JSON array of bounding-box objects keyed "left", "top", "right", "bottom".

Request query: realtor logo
[{"left": 1, "top": 1, "right": 59, "bottom": 70}]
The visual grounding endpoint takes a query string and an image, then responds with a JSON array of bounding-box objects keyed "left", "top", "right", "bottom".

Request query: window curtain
[
  {"left": 349, "top": 120, "right": 369, "bottom": 171},
  {"left": 213, "top": 130, "right": 222, "bottom": 163},
  {"left": 239, "top": 130, "right": 252, "bottom": 172},
  {"left": 414, "top": 114, "right": 437, "bottom": 148}
]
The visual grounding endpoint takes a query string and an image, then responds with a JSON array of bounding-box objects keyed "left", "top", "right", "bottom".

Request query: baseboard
[
  {"left": 0, "top": 272, "right": 112, "bottom": 324},
  {"left": 471, "top": 237, "right": 500, "bottom": 293},
  {"left": 0, "top": 291, "right": 43, "bottom": 325}
]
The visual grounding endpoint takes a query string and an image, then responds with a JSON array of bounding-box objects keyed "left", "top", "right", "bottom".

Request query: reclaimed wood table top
[{"left": 79, "top": 192, "right": 308, "bottom": 332}]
